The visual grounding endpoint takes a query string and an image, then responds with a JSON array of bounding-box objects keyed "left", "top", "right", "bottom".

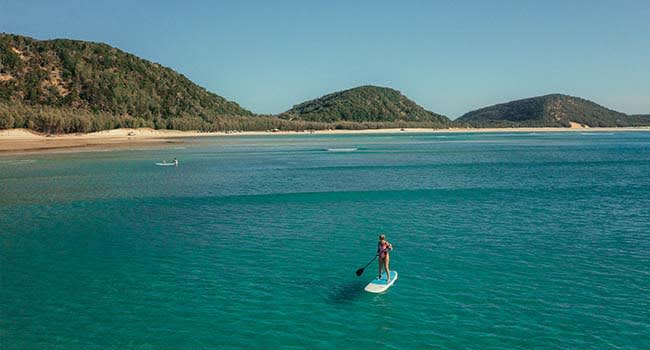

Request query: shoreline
[{"left": 1, "top": 126, "right": 649, "bottom": 155}]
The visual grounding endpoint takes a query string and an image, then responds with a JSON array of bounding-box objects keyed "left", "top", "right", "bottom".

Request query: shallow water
[{"left": 1, "top": 132, "right": 649, "bottom": 349}]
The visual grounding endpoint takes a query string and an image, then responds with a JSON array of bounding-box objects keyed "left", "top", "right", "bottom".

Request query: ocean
[{"left": 1, "top": 132, "right": 649, "bottom": 349}]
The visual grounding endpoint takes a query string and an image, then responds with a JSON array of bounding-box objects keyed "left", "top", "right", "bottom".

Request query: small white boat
[{"left": 327, "top": 148, "right": 358, "bottom": 152}]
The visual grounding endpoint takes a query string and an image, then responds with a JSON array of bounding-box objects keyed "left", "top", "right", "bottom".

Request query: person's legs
[
  {"left": 378, "top": 257, "right": 384, "bottom": 279},
  {"left": 384, "top": 255, "right": 391, "bottom": 282}
]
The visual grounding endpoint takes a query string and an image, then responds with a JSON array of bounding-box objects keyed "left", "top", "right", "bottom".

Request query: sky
[{"left": 1, "top": 0, "right": 649, "bottom": 118}]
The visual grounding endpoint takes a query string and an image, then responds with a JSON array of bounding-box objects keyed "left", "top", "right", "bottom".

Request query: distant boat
[{"left": 327, "top": 148, "right": 358, "bottom": 152}]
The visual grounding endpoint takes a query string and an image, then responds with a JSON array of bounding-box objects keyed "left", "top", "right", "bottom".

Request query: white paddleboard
[
  {"left": 155, "top": 163, "right": 176, "bottom": 166},
  {"left": 364, "top": 271, "right": 398, "bottom": 293}
]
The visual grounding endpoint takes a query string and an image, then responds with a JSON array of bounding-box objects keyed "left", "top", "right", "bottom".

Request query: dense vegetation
[
  {"left": 455, "top": 94, "right": 649, "bottom": 127},
  {"left": 0, "top": 100, "right": 447, "bottom": 133},
  {"left": 0, "top": 33, "right": 254, "bottom": 132},
  {"left": 280, "top": 85, "right": 450, "bottom": 127},
  {"left": 627, "top": 114, "right": 650, "bottom": 126}
]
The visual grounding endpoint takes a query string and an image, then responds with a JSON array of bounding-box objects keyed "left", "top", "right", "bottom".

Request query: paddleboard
[
  {"left": 155, "top": 163, "right": 176, "bottom": 166},
  {"left": 364, "top": 271, "right": 398, "bottom": 293}
]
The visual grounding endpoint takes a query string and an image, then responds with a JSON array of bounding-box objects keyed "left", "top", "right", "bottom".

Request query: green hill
[
  {"left": 455, "top": 94, "right": 648, "bottom": 127},
  {"left": 0, "top": 33, "right": 254, "bottom": 133},
  {"left": 280, "top": 85, "right": 450, "bottom": 127}
]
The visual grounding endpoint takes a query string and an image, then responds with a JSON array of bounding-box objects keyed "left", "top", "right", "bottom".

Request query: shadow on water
[{"left": 326, "top": 280, "right": 367, "bottom": 304}]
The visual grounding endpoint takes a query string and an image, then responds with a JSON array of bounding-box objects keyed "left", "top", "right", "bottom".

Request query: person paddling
[
  {"left": 173, "top": 157, "right": 178, "bottom": 166},
  {"left": 377, "top": 234, "right": 393, "bottom": 281}
]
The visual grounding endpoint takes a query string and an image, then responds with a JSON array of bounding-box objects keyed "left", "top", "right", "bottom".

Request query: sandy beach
[
  {"left": 0, "top": 128, "right": 189, "bottom": 154},
  {"left": 1, "top": 127, "right": 649, "bottom": 155}
]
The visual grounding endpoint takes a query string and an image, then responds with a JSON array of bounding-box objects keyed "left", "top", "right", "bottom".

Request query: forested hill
[
  {"left": 455, "top": 94, "right": 648, "bottom": 127},
  {"left": 0, "top": 33, "right": 253, "bottom": 132},
  {"left": 280, "top": 85, "right": 450, "bottom": 127}
]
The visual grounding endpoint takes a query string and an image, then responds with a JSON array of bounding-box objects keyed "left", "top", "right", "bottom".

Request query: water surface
[{"left": 1, "top": 132, "right": 649, "bottom": 349}]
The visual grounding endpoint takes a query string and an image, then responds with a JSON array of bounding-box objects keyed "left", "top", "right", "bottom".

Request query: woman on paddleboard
[{"left": 377, "top": 234, "right": 393, "bottom": 281}]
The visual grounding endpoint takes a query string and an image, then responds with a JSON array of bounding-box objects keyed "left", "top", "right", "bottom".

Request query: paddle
[{"left": 355, "top": 255, "right": 378, "bottom": 276}]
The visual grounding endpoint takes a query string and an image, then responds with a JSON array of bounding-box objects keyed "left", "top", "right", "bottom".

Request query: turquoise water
[{"left": 1, "top": 132, "right": 649, "bottom": 349}]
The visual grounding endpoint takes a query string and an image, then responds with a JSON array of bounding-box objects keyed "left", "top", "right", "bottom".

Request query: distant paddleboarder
[
  {"left": 173, "top": 157, "right": 178, "bottom": 166},
  {"left": 377, "top": 234, "right": 393, "bottom": 281}
]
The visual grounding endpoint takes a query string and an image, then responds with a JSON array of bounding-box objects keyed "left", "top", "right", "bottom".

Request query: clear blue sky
[{"left": 2, "top": 0, "right": 649, "bottom": 117}]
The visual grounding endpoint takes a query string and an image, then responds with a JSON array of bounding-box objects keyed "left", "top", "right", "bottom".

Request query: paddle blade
[{"left": 355, "top": 267, "right": 365, "bottom": 276}]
